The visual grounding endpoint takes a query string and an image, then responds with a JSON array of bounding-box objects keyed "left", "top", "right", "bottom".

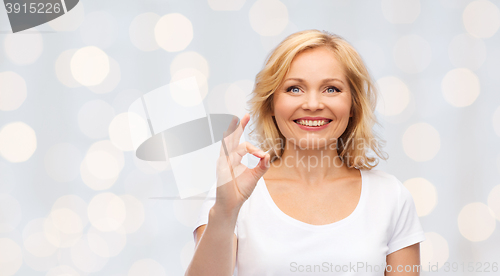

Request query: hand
[{"left": 214, "top": 113, "right": 271, "bottom": 215}]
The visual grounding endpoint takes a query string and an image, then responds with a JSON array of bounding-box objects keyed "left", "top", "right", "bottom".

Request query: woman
[{"left": 186, "top": 29, "right": 425, "bottom": 275}]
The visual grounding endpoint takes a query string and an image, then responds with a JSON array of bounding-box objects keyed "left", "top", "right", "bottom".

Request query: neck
[{"left": 269, "top": 142, "right": 353, "bottom": 186}]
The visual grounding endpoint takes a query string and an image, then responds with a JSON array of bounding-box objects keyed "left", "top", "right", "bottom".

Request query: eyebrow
[{"left": 284, "top": 78, "right": 344, "bottom": 85}]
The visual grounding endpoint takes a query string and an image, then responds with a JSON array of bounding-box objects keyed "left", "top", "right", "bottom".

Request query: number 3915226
[{"left": 5, "top": 2, "right": 63, "bottom": 14}]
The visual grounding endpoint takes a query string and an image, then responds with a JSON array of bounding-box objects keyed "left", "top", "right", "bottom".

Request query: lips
[
  {"left": 294, "top": 117, "right": 331, "bottom": 121},
  {"left": 293, "top": 119, "right": 332, "bottom": 126}
]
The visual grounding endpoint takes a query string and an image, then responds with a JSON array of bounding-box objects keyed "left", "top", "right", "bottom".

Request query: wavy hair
[{"left": 247, "top": 29, "right": 388, "bottom": 170}]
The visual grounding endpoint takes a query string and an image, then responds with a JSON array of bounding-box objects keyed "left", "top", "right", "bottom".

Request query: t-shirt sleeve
[
  {"left": 387, "top": 179, "right": 426, "bottom": 255},
  {"left": 192, "top": 181, "right": 238, "bottom": 241}
]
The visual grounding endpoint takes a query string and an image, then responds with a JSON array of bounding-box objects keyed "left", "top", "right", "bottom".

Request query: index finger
[
  {"left": 230, "top": 113, "right": 249, "bottom": 145},
  {"left": 221, "top": 115, "right": 239, "bottom": 154}
]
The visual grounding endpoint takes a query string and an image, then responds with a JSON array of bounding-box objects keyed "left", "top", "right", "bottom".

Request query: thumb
[{"left": 252, "top": 153, "right": 271, "bottom": 179}]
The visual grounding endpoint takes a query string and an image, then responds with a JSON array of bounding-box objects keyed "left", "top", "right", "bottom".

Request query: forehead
[{"left": 286, "top": 46, "right": 346, "bottom": 81}]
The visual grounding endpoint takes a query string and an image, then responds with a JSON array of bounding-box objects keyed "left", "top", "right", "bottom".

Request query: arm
[
  {"left": 385, "top": 243, "right": 421, "bottom": 276},
  {"left": 185, "top": 205, "right": 238, "bottom": 276},
  {"left": 185, "top": 113, "right": 269, "bottom": 275}
]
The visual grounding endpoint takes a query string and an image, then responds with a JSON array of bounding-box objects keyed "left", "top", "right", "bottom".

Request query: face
[{"left": 272, "top": 46, "right": 352, "bottom": 150}]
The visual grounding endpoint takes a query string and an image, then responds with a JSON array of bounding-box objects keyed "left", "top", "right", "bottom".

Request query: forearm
[{"left": 185, "top": 206, "right": 238, "bottom": 276}]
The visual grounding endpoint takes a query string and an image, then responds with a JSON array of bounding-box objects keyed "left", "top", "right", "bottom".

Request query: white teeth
[{"left": 295, "top": 120, "right": 330, "bottom": 126}]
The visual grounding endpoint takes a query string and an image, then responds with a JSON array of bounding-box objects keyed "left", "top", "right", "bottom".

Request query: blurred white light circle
[
  {"left": 4, "top": 28, "right": 43, "bottom": 65},
  {"left": 88, "top": 193, "right": 126, "bottom": 232},
  {"left": 492, "top": 106, "right": 500, "bottom": 137},
  {"left": 85, "top": 151, "right": 120, "bottom": 180},
  {"left": 44, "top": 143, "right": 82, "bottom": 183},
  {"left": 448, "top": 33, "right": 487, "bottom": 70},
  {"left": 170, "top": 73, "right": 207, "bottom": 106},
  {"left": 225, "top": 80, "right": 254, "bottom": 119},
  {"left": 171, "top": 51, "right": 210, "bottom": 79},
  {"left": 487, "top": 185, "right": 500, "bottom": 221},
  {"left": 78, "top": 99, "right": 115, "bottom": 139},
  {"left": 43, "top": 206, "right": 85, "bottom": 250},
  {"left": 208, "top": 0, "right": 246, "bottom": 10},
  {"left": 0, "top": 194, "right": 22, "bottom": 233},
  {"left": 0, "top": 238, "right": 22, "bottom": 276},
  {"left": 403, "top": 178, "right": 438, "bottom": 216},
  {"left": 46, "top": 265, "right": 79, "bottom": 276},
  {"left": 44, "top": 215, "right": 82, "bottom": 248},
  {"left": 463, "top": 0, "right": 500, "bottom": 38},
  {"left": 70, "top": 236, "right": 108, "bottom": 273},
  {"left": 55, "top": 49, "right": 81, "bottom": 88},
  {"left": 87, "top": 226, "right": 126, "bottom": 258},
  {"left": 48, "top": 1, "right": 85, "bottom": 31},
  {"left": 420, "top": 232, "right": 449, "bottom": 271},
  {"left": 70, "top": 46, "right": 110, "bottom": 86},
  {"left": 81, "top": 140, "right": 124, "bottom": 190},
  {"left": 120, "top": 195, "right": 145, "bottom": 234},
  {"left": 88, "top": 56, "right": 121, "bottom": 94},
  {"left": 80, "top": 11, "right": 116, "bottom": 49},
  {"left": 458, "top": 202, "right": 496, "bottom": 241},
  {"left": 22, "top": 221, "right": 60, "bottom": 271},
  {"left": 49, "top": 208, "right": 83, "bottom": 234},
  {"left": 24, "top": 232, "right": 58, "bottom": 258},
  {"left": 128, "top": 259, "right": 166, "bottom": 276},
  {"left": 441, "top": 68, "right": 480, "bottom": 107},
  {"left": 52, "top": 195, "right": 89, "bottom": 228},
  {"left": 109, "top": 113, "right": 136, "bottom": 151},
  {"left": 154, "top": 13, "right": 193, "bottom": 52},
  {"left": 402, "top": 123, "right": 440, "bottom": 162},
  {"left": 0, "top": 71, "right": 27, "bottom": 111},
  {"left": 260, "top": 21, "right": 299, "bottom": 52},
  {"left": 381, "top": 0, "right": 421, "bottom": 24},
  {"left": 86, "top": 142, "right": 121, "bottom": 167},
  {"left": 249, "top": 0, "right": 288, "bottom": 36},
  {"left": 80, "top": 160, "right": 118, "bottom": 191},
  {"left": 375, "top": 76, "right": 411, "bottom": 116},
  {"left": 0, "top": 122, "right": 37, "bottom": 163},
  {"left": 393, "top": 34, "right": 432, "bottom": 73},
  {"left": 129, "top": 13, "right": 160, "bottom": 51}
]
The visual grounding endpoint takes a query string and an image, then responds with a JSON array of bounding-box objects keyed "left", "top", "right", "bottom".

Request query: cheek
[
  {"left": 329, "top": 100, "right": 352, "bottom": 117},
  {"left": 273, "top": 98, "right": 295, "bottom": 116}
]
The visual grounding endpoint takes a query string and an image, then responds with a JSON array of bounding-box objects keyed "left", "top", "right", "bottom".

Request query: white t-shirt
[{"left": 193, "top": 169, "right": 426, "bottom": 275}]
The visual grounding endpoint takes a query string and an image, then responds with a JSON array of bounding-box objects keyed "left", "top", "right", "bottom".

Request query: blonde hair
[{"left": 247, "top": 29, "right": 388, "bottom": 170}]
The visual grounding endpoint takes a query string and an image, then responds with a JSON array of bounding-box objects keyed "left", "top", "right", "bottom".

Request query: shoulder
[
  {"left": 364, "top": 168, "right": 402, "bottom": 189},
  {"left": 363, "top": 169, "right": 408, "bottom": 206}
]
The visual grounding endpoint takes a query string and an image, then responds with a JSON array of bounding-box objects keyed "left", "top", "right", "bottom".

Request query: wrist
[{"left": 209, "top": 203, "right": 240, "bottom": 225}]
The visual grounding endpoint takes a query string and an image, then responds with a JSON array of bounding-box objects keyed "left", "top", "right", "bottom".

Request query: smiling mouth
[{"left": 293, "top": 119, "right": 332, "bottom": 127}]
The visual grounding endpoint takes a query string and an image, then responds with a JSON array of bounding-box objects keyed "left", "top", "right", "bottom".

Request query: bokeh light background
[{"left": 1, "top": 0, "right": 500, "bottom": 275}]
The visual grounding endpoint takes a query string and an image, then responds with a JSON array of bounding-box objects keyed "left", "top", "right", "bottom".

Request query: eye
[
  {"left": 286, "top": 86, "right": 302, "bottom": 94},
  {"left": 325, "top": 86, "right": 341, "bottom": 94}
]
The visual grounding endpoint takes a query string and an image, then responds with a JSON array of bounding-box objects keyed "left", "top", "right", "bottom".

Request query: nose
[{"left": 302, "top": 91, "right": 324, "bottom": 111}]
